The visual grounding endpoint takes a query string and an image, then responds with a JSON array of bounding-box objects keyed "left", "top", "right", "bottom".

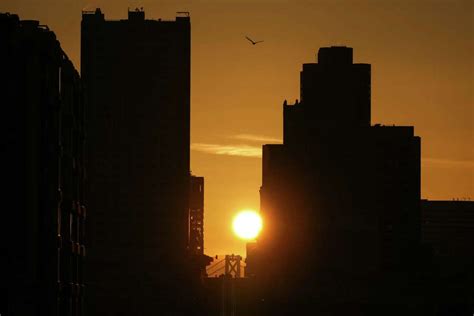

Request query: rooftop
[{"left": 81, "top": 8, "right": 190, "bottom": 23}]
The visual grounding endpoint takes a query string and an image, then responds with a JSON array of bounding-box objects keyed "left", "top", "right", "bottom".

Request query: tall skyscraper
[
  {"left": 256, "top": 46, "right": 422, "bottom": 314},
  {"left": 81, "top": 8, "right": 195, "bottom": 315},
  {"left": 1, "top": 13, "right": 85, "bottom": 316}
]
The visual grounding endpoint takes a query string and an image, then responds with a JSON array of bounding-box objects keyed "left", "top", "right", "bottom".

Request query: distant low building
[
  {"left": 1, "top": 13, "right": 85, "bottom": 316},
  {"left": 421, "top": 199, "right": 474, "bottom": 274},
  {"left": 420, "top": 199, "right": 474, "bottom": 313}
]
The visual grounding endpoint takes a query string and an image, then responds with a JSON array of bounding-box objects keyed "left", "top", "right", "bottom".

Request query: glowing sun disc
[{"left": 232, "top": 210, "right": 262, "bottom": 240}]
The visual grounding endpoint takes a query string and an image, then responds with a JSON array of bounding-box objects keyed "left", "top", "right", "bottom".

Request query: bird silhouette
[{"left": 246, "top": 36, "right": 264, "bottom": 45}]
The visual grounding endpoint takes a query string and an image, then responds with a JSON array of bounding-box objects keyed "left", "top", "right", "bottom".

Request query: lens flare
[{"left": 232, "top": 210, "right": 262, "bottom": 240}]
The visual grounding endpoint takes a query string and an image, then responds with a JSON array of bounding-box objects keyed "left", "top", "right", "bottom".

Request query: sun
[{"left": 232, "top": 210, "right": 263, "bottom": 240}]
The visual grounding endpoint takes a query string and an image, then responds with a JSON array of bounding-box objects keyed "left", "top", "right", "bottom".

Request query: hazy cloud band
[
  {"left": 192, "top": 142, "right": 474, "bottom": 168},
  {"left": 191, "top": 143, "right": 262, "bottom": 158},
  {"left": 231, "top": 134, "right": 282, "bottom": 143},
  {"left": 422, "top": 158, "right": 474, "bottom": 168}
]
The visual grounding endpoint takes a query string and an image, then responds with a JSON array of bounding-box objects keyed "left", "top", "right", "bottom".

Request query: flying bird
[{"left": 246, "top": 36, "right": 264, "bottom": 45}]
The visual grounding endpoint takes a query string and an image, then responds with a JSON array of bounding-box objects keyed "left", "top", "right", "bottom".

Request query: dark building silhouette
[
  {"left": 421, "top": 200, "right": 474, "bottom": 314},
  {"left": 188, "top": 175, "right": 213, "bottom": 279},
  {"left": 255, "top": 46, "right": 423, "bottom": 314},
  {"left": 81, "top": 8, "right": 206, "bottom": 315},
  {"left": 189, "top": 176, "right": 204, "bottom": 256},
  {"left": 244, "top": 242, "right": 258, "bottom": 278},
  {"left": 203, "top": 275, "right": 259, "bottom": 316},
  {"left": 421, "top": 200, "right": 474, "bottom": 274},
  {"left": 1, "top": 13, "right": 85, "bottom": 316}
]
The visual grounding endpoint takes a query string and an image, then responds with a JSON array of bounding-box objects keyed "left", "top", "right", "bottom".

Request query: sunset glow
[{"left": 232, "top": 210, "right": 262, "bottom": 240}]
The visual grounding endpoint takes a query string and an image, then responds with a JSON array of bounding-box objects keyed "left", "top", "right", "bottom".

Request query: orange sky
[{"left": 3, "top": 0, "right": 472, "bottom": 257}]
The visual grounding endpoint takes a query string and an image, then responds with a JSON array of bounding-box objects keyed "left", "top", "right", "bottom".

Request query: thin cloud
[
  {"left": 422, "top": 158, "right": 474, "bottom": 168},
  {"left": 191, "top": 143, "right": 262, "bottom": 158},
  {"left": 82, "top": 4, "right": 97, "bottom": 11},
  {"left": 192, "top": 142, "right": 474, "bottom": 167},
  {"left": 231, "top": 134, "right": 282, "bottom": 143}
]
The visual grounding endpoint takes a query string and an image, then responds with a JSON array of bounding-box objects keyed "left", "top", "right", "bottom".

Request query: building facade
[
  {"left": 421, "top": 200, "right": 473, "bottom": 313},
  {"left": 421, "top": 200, "right": 474, "bottom": 274},
  {"left": 1, "top": 13, "right": 85, "bottom": 316},
  {"left": 256, "top": 46, "right": 422, "bottom": 314},
  {"left": 81, "top": 8, "right": 197, "bottom": 315}
]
